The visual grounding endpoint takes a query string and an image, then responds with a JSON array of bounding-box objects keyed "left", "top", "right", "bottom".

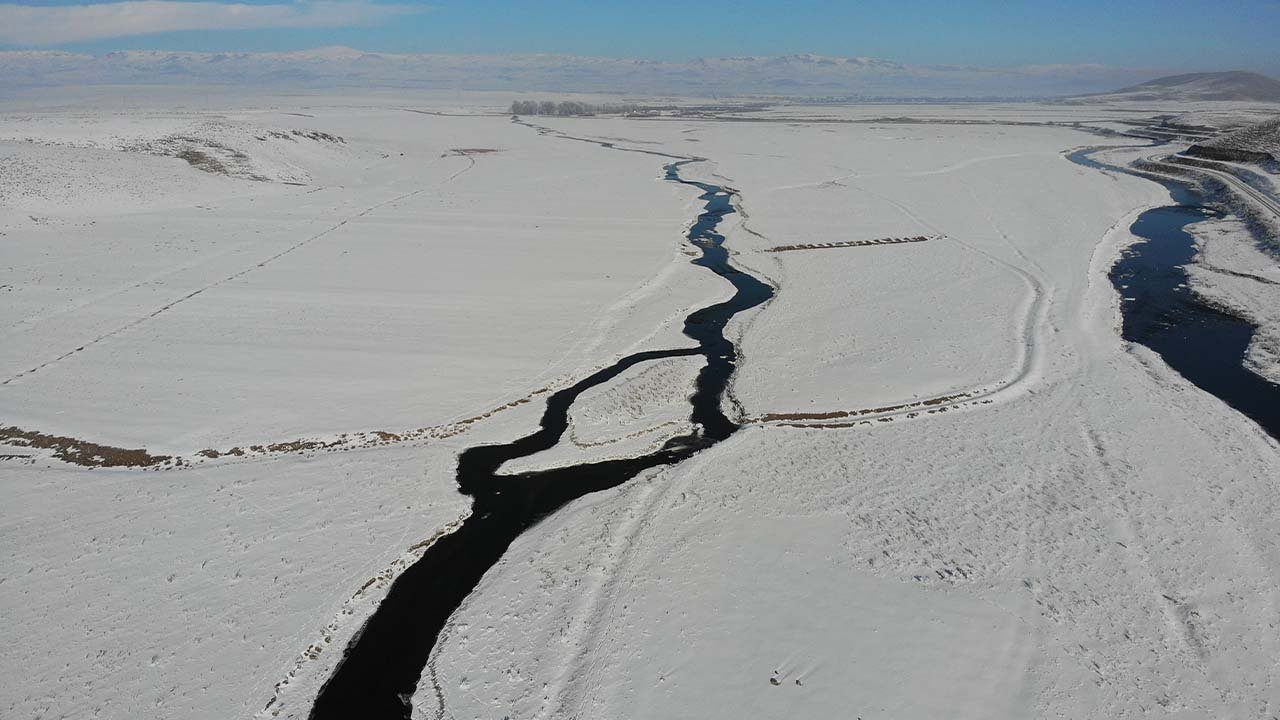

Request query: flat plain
[{"left": 3, "top": 92, "right": 1279, "bottom": 719}]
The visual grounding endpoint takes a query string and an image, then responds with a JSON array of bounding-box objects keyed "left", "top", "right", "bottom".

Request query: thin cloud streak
[{"left": 0, "top": 1, "right": 417, "bottom": 46}]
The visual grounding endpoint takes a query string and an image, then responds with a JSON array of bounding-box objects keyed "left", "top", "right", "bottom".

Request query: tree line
[{"left": 508, "top": 100, "right": 650, "bottom": 116}]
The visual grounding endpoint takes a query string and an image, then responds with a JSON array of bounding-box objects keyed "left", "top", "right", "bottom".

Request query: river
[
  {"left": 308, "top": 154, "right": 774, "bottom": 719},
  {"left": 1068, "top": 146, "right": 1280, "bottom": 439}
]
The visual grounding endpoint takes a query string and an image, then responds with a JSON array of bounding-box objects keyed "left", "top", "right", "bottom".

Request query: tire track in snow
[{"left": 538, "top": 470, "right": 674, "bottom": 719}]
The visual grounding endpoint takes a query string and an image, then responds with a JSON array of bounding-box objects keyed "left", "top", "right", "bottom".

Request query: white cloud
[{"left": 0, "top": 1, "right": 416, "bottom": 46}]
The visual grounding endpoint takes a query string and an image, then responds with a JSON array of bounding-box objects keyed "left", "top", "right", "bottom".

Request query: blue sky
[{"left": 2, "top": 0, "right": 1278, "bottom": 75}]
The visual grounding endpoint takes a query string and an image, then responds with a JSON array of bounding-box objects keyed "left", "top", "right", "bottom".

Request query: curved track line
[{"left": 763, "top": 180, "right": 1050, "bottom": 429}]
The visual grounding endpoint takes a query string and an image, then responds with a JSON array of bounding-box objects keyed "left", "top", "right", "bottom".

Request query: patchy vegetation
[
  {"left": 1186, "top": 115, "right": 1280, "bottom": 163},
  {"left": 175, "top": 148, "right": 230, "bottom": 175},
  {"left": 509, "top": 100, "right": 650, "bottom": 116},
  {"left": 765, "top": 235, "right": 937, "bottom": 252},
  {"left": 0, "top": 426, "right": 172, "bottom": 467}
]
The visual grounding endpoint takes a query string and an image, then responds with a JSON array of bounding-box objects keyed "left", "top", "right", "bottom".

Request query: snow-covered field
[
  {"left": 3, "top": 93, "right": 1280, "bottom": 720},
  {"left": 1, "top": 102, "right": 715, "bottom": 453}
]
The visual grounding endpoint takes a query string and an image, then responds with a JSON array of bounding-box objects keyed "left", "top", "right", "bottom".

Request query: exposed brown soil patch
[
  {"left": 257, "top": 130, "right": 345, "bottom": 144},
  {"left": 176, "top": 149, "right": 229, "bottom": 175},
  {"left": 5, "top": 385, "right": 555, "bottom": 470},
  {"left": 765, "top": 235, "right": 937, "bottom": 253},
  {"left": 752, "top": 391, "right": 974, "bottom": 424},
  {"left": 191, "top": 392, "right": 550, "bottom": 462},
  {"left": 292, "top": 130, "right": 345, "bottom": 144},
  {"left": 0, "top": 426, "right": 172, "bottom": 467}
]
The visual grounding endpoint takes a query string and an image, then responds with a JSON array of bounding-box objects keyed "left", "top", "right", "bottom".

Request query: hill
[
  {"left": 1073, "top": 71, "right": 1280, "bottom": 103},
  {"left": 1186, "top": 115, "right": 1280, "bottom": 162}
]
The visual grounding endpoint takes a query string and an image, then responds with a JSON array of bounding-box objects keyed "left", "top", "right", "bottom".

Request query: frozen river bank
[{"left": 1068, "top": 145, "right": 1280, "bottom": 438}]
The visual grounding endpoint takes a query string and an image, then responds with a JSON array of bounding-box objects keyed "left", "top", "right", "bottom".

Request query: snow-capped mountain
[{"left": 0, "top": 48, "right": 1156, "bottom": 98}]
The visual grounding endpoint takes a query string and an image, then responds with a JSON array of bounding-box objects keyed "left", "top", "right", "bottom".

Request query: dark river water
[
  {"left": 308, "top": 160, "right": 773, "bottom": 719},
  {"left": 1068, "top": 148, "right": 1280, "bottom": 438}
]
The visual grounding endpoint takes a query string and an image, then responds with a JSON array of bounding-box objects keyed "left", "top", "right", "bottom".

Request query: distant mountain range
[
  {"left": 0, "top": 48, "right": 1157, "bottom": 98},
  {"left": 1072, "top": 71, "right": 1280, "bottom": 103},
  {"left": 3, "top": 49, "right": 1277, "bottom": 102}
]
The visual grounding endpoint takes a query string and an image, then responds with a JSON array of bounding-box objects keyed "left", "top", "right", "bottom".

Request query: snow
[
  {"left": 1187, "top": 216, "right": 1280, "bottom": 384},
  {"left": 1080, "top": 114, "right": 1280, "bottom": 391},
  {"left": 4, "top": 93, "right": 1280, "bottom": 720},
  {"left": 1, "top": 105, "right": 718, "bottom": 452},
  {"left": 1, "top": 94, "right": 725, "bottom": 719},
  {"left": 502, "top": 355, "right": 704, "bottom": 475},
  {"left": 413, "top": 109, "right": 1280, "bottom": 720},
  {"left": 2, "top": 441, "right": 473, "bottom": 719},
  {"left": 1197, "top": 115, "right": 1280, "bottom": 160}
]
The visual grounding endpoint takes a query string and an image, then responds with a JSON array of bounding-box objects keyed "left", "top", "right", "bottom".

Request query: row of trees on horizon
[{"left": 509, "top": 100, "right": 650, "bottom": 116}]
